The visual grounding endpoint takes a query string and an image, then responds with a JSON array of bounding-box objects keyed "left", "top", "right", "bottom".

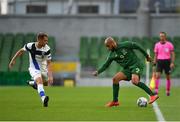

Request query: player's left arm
[
  {"left": 47, "top": 60, "right": 53, "bottom": 85},
  {"left": 170, "top": 51, "right": 175, "bottom": 69},
  {"left": 45, "top": 47, "right": 53, "bottom": 85},
  {"left": 170, "top": 43, "right": 175, "bottom": 69}
]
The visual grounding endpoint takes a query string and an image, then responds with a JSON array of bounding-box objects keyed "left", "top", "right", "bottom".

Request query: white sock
[
  {"left": 37, "top": 84, "right": 46, "bottom": 102},
  {"left": 29, "top": 81, "right": 35, "bottom": 85}
]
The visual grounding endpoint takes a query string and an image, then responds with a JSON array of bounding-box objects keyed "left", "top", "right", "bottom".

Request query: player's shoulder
[
  {"left": 26, "top": 42, "right": 35, "bottom": 45},
  {"left": 118, "top": 41, "right": 130, "bottom": 45},
  {"left": 118, "top": 41, "right": 132, "bottom": 48},
  {"left": 155, "top": 41, "right": 161, "bottom": 46},
  {"left": 25, "top": 42, "right": 35, "bottom": 48},
  {"left": 45, "top": 44, "right": 51, "bottom": 50},
  {"left": 167, "top": 41, "right": 173, "bottom": 45}
]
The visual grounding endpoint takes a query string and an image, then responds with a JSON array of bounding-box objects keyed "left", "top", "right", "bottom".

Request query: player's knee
[
  {"left": 131, "top": 77, "right": 139, "bottom": 85},
  {"left": 35, "top": 77, "right": 43, "bottom": 84},
  {"left": 112, "top": 77, "right": 119, "bottom": 84},
  {"left": 37, "top": 81, "right": 43, "bottom": 84},
  {"left": 132, "top": 80, "right": 139, "bottom": 85},
  {"left": 155, "top": 75, "right": 160, "bottom": 79},
  {"left": 166, "top": 75, "right": 170, "bottom": 80}
]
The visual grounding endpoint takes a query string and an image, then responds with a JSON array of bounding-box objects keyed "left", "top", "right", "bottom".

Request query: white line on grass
[{"left": 152, "top": 101, "right": 166, "bottom": 122}]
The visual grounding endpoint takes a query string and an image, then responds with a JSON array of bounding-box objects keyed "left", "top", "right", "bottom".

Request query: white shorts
[{"left": 29, "top": 68, "right": 48, "bottom": 82}]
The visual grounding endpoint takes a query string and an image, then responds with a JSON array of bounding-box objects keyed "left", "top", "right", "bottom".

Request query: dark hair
[
  {"left": 37, "top": 32, "right": 48, "bottom": 40},
  {"left": 159, "top": 32, "right": 167, "bottom": 36}
]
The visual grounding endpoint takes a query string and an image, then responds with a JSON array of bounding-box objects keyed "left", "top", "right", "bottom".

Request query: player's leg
[
  {"left": 29, "top": 68, "right": 49, "bottom": 107},
  {"left": 131, "top": 74, "right": 155, "bottom": 96},
  {"left": 130, "top": 65, "right": 159, "bottom": 104},
  {"left": 27, "top": 78, "right": 37, "bottom": 90},
  {"left": 106, "top": 71, "right": 128, "bottom": 107},
  {"left": 165, "top": 74, "right": 171, "bottom": 96},
  {"left": 155, "top": 72, "right": 161, "bottom": 94},
  {"left": 131, "top": 74, "right": 159, "bottom": 104},
  {"left": 41, "top": 71, "right": 49, "bottom": 86},
  {"left": 35, "top": 76, "right": 49, "bottom": 107},
  {"left": 164, "top": 60, "right": 171, "bottom": 96},
  {"left": 27, "top": 71, "right": 48, "bottom": 89},
  {"left": 155, "top": 60, "right": 163, "bottom": 94}
]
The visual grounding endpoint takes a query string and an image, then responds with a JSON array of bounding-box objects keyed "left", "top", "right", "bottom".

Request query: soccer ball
[{"left": 137, "top": 97, "right": 148, "bottom": 107}]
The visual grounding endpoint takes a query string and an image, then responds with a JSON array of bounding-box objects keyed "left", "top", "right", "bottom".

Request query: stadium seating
[
  {"left": 99, "top": 36, "right": 108, "bottom": 58},
  {"left": 172, "top": 36, "right": 180, "bottom": 51},
  {"left": 120, "top": 36, "right": 130, "bottom": 42},
  {"left": 48, "top": 36, "right": 56, "bottom": 57},
  {"left": 10, "top": 33, "right": 24, "bottom": 72},
  {"left": 112, "top": 36, "right": 119, "bottom": 42},
  {"left": 0, "top": 33, "right": 14, "bottom": 72},
  {"left": 25, "top": 33, "right": 36, "bottom": 43},
  {"left": 0, "top": 34, "right": 4, "bottom": 56},
  {"left": 79, "top": 36, "right": 89, "bottom": 66},
  {"left": 89, "top": 37, "right": 99, "bottom": 67}
]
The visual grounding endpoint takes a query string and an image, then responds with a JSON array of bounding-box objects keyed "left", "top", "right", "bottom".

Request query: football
[{"left": 137, "top": 97, "right": 148, "bottom": 107}]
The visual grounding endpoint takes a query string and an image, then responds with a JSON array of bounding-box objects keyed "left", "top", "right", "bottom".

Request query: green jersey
[{"left": 97, "top": 41, "right": 148, "bottom": 74}]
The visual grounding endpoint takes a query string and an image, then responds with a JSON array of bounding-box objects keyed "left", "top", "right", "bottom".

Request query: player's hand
[
  {"left": 146, "top": 55, "right": 152, "bottom": 62},
  {"left": 152, "top": 61, "right": 156, "bottom": 66},
  {"left": 92, "top": 71, "right": 98, "bottom": 76},
  {"left": 170, "top": 62, "right": 174, "bottom": 69},
  {"left": 9, "top": 60, "right": 15, "bottom": 69},
  {"left": 48, "top": 76, "right": 53, "bottom": 85}
]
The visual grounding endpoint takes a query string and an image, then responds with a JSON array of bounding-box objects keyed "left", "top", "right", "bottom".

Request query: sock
[
  {"left": 135, "top": 82, "right": 155, "bottom": 96},
  {"left": 155, "top": 79, "right": 160, "bottom": 94},
  {"left": 113, "top": 84, "right": 119, "bottom": 102},
  {"left": 37, "top": 84, "right": 46, "bottom": 102},
  {"left": 29, "top": 81, "right": 37, "bottom": 90},
  {"left": 166, "top": 79, "right": 171, "bottom": 94},
  {"left": 29, "top": 81, "right": 35, "bottom": 85}
]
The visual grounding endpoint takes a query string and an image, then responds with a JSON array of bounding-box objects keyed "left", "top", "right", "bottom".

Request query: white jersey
[{"left": 23, "top": 42, "right": 52, "bottom": 72}]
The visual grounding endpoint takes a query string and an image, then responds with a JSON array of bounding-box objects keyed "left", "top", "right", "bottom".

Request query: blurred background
[{"left": 0, "top": 0, "right": 180, "bottom": 87}]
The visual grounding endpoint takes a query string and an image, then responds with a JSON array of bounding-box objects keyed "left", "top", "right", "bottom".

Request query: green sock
[
  {"left": 113, "top": 84, "right": 119, "bottom": 102},
  {"left": 135, "top": 82, "right": 155, "bottom": 96}
]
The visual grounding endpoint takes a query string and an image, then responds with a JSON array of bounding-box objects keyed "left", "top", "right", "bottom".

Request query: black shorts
[{"left": 156, "top": 59, "right": 171, "bottom": 74}]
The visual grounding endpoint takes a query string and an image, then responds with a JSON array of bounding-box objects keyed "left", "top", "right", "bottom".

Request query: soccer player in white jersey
[{"left": 9, "top": 32, "right": 53, "bottom": 107}]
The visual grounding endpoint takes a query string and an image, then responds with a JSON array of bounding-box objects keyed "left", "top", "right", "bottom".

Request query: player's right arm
[
  {"left": 9, "top": 48, "right": 25, "bottom": 69},
  {"left": 9, "top": 43, "right": 31, "bottom": 69},
  {"left": 153, "top": 52, "right": 158, "bottom": 66},
  {"left": 93, "top": 52, "right": 113, "bottom": 76}
]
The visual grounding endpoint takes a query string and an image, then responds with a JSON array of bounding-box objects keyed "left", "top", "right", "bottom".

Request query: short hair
[
  {"left": 159, "top": 32, "right": 167, "bottom": 36},
  {"left": 37, "top": 32, "right": 48, "bottom": 40}
]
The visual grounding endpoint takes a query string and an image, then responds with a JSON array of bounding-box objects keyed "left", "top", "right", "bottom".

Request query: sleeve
[
  {"left": 97, "top": 52, "right": 113, "bottom": 74},
  {"left": 131, "top": 42, "right": 148, "bottom": 58},
  {"left": 45, "top": 49, "right": 52, "bottom": 60},
  {"left": 22, "top": 43, "right": 31, "bottom": 51},
  {"left": 154, "top": 43, "right": 158, "bottom": 53}
]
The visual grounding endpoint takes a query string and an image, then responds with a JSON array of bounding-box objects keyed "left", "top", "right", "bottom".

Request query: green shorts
[{"left": 122, "top": 63, "right": 143, "bottom": 81}]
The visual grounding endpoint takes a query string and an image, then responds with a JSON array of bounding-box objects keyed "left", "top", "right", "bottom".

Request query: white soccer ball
[{"left": 137, "top": 97, "right": 148, "bottom": 107}]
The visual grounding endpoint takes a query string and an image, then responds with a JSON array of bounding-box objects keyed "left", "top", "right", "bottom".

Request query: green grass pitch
[{"left": 0, "top": 86, "right": 180, "bottom": 121}]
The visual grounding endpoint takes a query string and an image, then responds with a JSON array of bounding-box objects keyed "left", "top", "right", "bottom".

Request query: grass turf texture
[{"left": 0, "top": 86, "right": 179, "bottom": 121}]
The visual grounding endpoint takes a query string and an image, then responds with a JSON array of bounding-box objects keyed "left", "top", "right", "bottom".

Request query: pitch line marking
[{"left": 152, "top": 101, "right": 166, "bottom": 122}]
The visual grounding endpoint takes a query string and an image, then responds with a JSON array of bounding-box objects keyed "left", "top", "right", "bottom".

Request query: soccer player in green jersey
[{"left": 92, "top": 37, "right": 159, "bottom": 107}]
